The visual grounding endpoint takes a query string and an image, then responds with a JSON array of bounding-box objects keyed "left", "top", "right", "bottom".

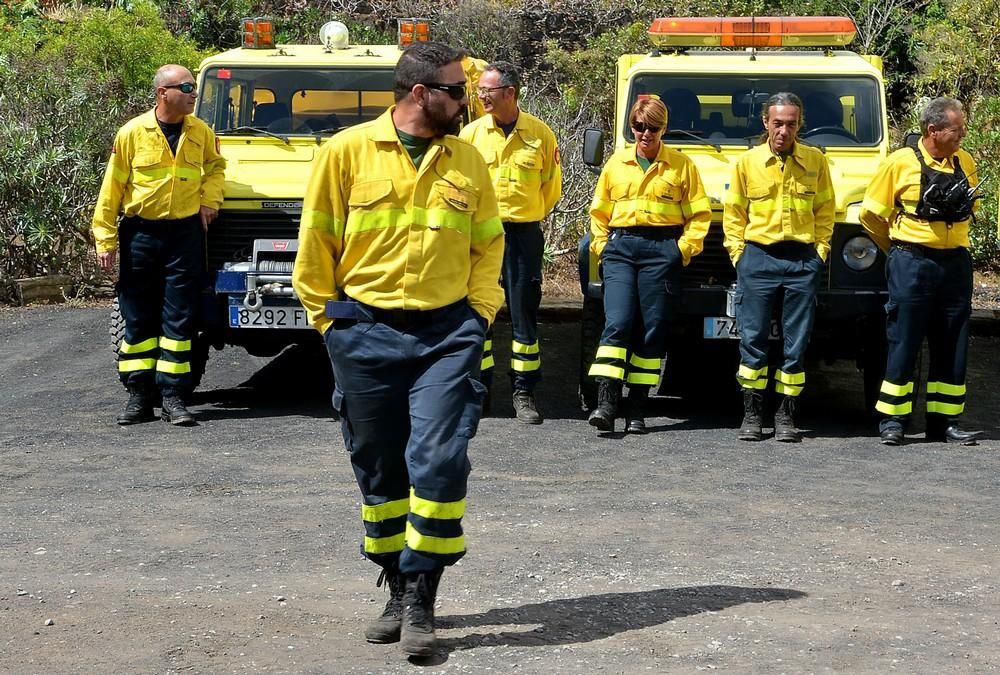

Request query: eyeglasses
[
  {"left": 421, "top": 82, "right": 467, "bottom": 101},
  {"left": 476, "top": 86, "right": 510, "bottom": 97},
  {"left": 631, "top": 122, "right": 662, "bottom": 134},
  {"left": 163, "top": 82, "right": 196, "bottom": 94}
]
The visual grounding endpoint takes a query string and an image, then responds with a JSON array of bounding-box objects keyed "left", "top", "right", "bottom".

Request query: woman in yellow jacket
[{"left": 587, "top": 97, "right": 711, "bottom": 433}]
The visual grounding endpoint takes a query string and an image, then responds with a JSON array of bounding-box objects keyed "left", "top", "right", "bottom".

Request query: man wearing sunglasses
[
  {"left": 293, "top": 41, "right": 503, "bottom": 658},
  {"left": 723, "top": 92, "right": 834, "bottom": 443},
  {"left": 92, "top": 64, "right": 225, "bottom": 427},
  {"left": 459, "top": 61, "right": 562, "bottom": 424}
]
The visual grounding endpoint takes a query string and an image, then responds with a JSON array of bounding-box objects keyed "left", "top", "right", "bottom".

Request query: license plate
[
  {"left": 703, "top": 317, "right": 779, "bottom": 340},
  {"left": 229, "top": 305, "right": 310, "bottom": 329}
]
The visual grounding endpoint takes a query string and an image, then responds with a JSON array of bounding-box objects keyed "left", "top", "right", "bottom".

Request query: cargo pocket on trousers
[
  {"left": 458, "top": 376, "right": 489, "bottom": 439},
  {"left": 331, "top": 386, "right": 353, "bottom": 452}
]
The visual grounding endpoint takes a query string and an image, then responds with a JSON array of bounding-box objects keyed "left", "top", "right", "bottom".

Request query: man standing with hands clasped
[
  {"left": 292, "top": 42, "right": 504, "bottom": 657},
  {"left": 92, "top": 64, "right": 225, "bottom": 427},
  {"left": 460, "top": 61, "right": 562, "bottom": 423}
]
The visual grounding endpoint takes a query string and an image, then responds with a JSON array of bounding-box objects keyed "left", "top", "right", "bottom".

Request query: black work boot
[
  {"left": 926, "top": 417, "right": 984, "bottom": 445},
  {"left": 116, "top": 386, "right": 156, "bottom": 425},
  {"left": 773, "top": 395, "right": 801, "bottom": 443},
  {"left": 588, "top": 377, "right": 621, "bottom": 432},
  {"left": 400, "top": 569, "right": 443, "bottom": 657},
  {"left": 365, "top": 568, "right": 405, "bottom": 644},
  {"left": 624, "top": 386, "right": 649, "bottom": 434},
  {"left": 512, "top": 390, "right": 543, "bottom": 424},
  {"left": 738, "top": 390, "right": 763, "bottom": 441},
  {"left": 161, "top": 395, "right": 196, "bottom": 426}
]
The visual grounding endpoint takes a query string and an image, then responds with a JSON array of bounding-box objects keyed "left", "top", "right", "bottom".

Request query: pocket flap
[
  {"left": 747, "top": 183, "right": 772, "bottom": 200},
  {"left": 435, "top": 182, "right": 477, "bottom": 212},
  {"left": 348, "top": 179, "right": 393, "bottom": 207}
]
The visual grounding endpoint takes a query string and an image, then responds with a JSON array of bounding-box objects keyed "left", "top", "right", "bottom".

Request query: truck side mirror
[{"left": 582, "top": 128, "right": 605, "bottom": 175}]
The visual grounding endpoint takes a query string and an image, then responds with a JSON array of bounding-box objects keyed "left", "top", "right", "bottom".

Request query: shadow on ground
[{"left": 428, "top": 584, "right": 805, "bottom": 658}]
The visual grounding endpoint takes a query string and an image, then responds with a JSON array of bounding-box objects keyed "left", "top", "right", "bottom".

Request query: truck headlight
[{"left": 841, "top": 235, "right": 878, "bottom": 271}]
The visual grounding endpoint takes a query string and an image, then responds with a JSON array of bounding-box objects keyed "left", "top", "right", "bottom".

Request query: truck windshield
[
  {"left": 196, "top": 66, "right": 395, "bottom": 135},
  {"left": 627, "top": 74, "right": 882, "bottom": 147}
]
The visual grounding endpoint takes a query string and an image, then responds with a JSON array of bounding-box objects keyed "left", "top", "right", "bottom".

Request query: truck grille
[
  {"left": 682, "top": 226, "right": 736, "bottom": 287},
  {"left": 207, "top": 210, "right": 300, "bottom": 273}
]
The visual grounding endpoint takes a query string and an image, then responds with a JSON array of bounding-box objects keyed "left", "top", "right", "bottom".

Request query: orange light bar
[
  {"left": 649, "top": 16, "right": 856, "bottom": 49},
  {"left": 242, "top": 17, "right": 275, "bottom": 49},
  {"left": 397, "top": 18, "right": 431, "bottom": 48}
]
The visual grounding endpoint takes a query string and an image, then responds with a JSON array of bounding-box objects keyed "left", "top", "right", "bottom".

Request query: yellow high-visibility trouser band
[
  {"left": 738, "top": 377, "right": 768, "bottom": 390},
  {"left": 511, "top": 358, "right": 541, "bottom": 372},
  {"left": 120, "top": 337, "right": 158, "bottom": 354},
  {"left": 926, "top": 401, "right": 964, "bottom": 416},
  {"left": 512, "top": 340, "right": 539, "bottom": 355},
  {"left": 775, "top": 381, "right": 803, "bottom": 397},
  {"left": 589, "top": 363, "right": 625, "bottom": 380},
  {"left": 364, "top": 532, "right": 406, "bottom": 555},
  {"left": 880, "top": 380, "right": 914, "bottom": 397},
  {"left": 875, "top": 400, "right": 913, "bottom": 416},
  {"left": 595, "top": 345, "right": 627, "bottom": 360},
  {"left": 737, "top": 364, "right": 768, "bottom": 381},
  {"left": 927, "top": 381, "right": 966, "bottom": 396},
  {"left": 775, "top": 370, "right": 805, "bottom": 385},
  {"left": 156, "top": 360, "right": 191, "bottom": 374},
  {"left": 361, "top": 498, "right": 409, "bottom": 523},
  {"left": 481, "top": 355, "right": 495, "bottom": 370},
  {"left": 405, "top": 521, "right": 465, "bottom": 555},
  {"left": 483, "top": 339, "right": 493, "bottom": 351},
  {"left": 159, "top": 336, "right": 191, "bottom": 352},
  {"left": 118, "top": 358, "right": 155, "bottom": 373},
  {"left": 629, "top": 355, "right": 660, "bottom": 370},
  {"left": 626, "top": 372, "right": 659, "bottom": 385},
  {"left": 409, "top": 488, "right": 465, "bottom": 520}
]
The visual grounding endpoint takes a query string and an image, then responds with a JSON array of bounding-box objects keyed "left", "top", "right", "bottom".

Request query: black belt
[
  {"left": 748, "top": 240, "right": 814, "bottom": 257},
  {"left": 326, "top": 297, "right": 466, "bottom": 329},
  {"left": 610, "top": 226, "right": 682, "bottom": 240},
  {"left": 891, "top": 241, "right": 966, "bottom": 259},
  {"left": 503, "top": 220, "right": 540, "bottom": 229},
  {"left": 121, "top": 214, "right": 200, "bottom": 228}
]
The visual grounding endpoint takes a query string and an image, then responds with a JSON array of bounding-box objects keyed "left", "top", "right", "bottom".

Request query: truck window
[
  {"left": 627, "top": 75, "right": 883, "bottom": 147},
  {"left": 197, "top": 67, "right": 395, "bottom": 134}
]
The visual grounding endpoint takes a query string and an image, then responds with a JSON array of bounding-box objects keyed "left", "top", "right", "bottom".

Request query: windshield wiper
[
  {"left": 664, "top": 129, "right": 721, "bottom": 153},
  {"left": 217, "top": 126, "right": 291, "bottom": 145}
]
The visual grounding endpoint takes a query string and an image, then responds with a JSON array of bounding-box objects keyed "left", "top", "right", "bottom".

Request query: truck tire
[
  {"left": 578, "top": 296, "right": 603, "bottom": 412},
  {"left": 108, "top": 297, "right": 209, "bottom": 394}
]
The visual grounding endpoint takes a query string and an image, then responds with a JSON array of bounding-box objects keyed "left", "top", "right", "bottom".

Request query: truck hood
[{"left": 220, "top": 139, "right": 318, "bottom": 201}]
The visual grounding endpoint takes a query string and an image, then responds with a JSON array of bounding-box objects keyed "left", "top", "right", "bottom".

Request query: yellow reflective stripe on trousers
[
  {"left": 484, "top": 339, "right": 493, "bottom": 351},
  {"left": 927, "top": 381, "right": 966, "bottom": 396},
  {"left": 880, "top": 380, "right": 914, "bottom": 396},
  {"left": 775, "top": 370, "right": 805, "bottom": 385},
  {"left": 862, "top": 195, "right": 893, "bottom": 218},
  {"left": 159, "top": 336, "right": 191, "bottom": 352},
  {"left": 120, "top": 337, "right": 158, "bottom": 354},
  {"left": 409, "top": 488, "right": 465, "bottom": 520},
  {"left": 118, "top": 358, "right": 156, "bottom": 372},
  {"left": 364, "top": 532, "right": 406, "bottom": 555},
  {"left": 156, "top": 360, "right": 191, "bottom": 374},
  {"left": 589, "top": 363, "right": 625, "bottom": 380},
  {"left": 629, "top": 355, "right": 660, "bottom": 370},
  {"left": 481, "top": 355, "right": 495, "bottom": 370},
  {"left": 405, "top": 521, "right": 465, "bottom": 555},
  {"left": 596, "top": 345, "right": 627, "bottom": 360},
  {"left": 737, "top": 364, "right": 767, "bottom": 381},
  {"left": 361, "top": 498, "right": 409, "bottom": 523},
  {"left": 512, "top": 340, "right": 540, "bottom": 355},
  {"left": 926, "top": 401, "right": 964, "bottom": 415},
  {"left": 875, "top": 400, "right": 913, "bottom": 416},
  {"left": 626, "top": 372, "right": 659, "bottom": 385},
  {"left": 775, "top": 381, "right": 803, "bottom": 397},
  {"left": 737, "top": 377, "right": 768, "bottom": 390},
  {"left": 511, "top": 358, "right": 540, "bottom": 372}
]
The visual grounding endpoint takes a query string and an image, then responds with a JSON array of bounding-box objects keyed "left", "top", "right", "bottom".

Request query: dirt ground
[{"left": 2, "top": 305, "right": 999, "bottom": 673}]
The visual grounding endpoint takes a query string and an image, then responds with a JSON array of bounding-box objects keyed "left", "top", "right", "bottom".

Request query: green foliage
[
  {"left": 0, "top": 2, "right": 207, "bottom": 299},
  {"left": 913, "top": 0, "right": 1000, "bottom": 98},
  {"left": 964, "top": 96, "right": 1000, "bottom": 269}
]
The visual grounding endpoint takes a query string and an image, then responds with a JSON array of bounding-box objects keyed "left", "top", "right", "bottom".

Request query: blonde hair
[{"left": 629, "top": 98, "right": 668, "bottom": 130}]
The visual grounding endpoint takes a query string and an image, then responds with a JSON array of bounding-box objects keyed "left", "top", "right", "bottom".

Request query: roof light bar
[
  {"left": 648, "top": 16, "right": 857, "bottom": 49},
  {"left": 397, "top": 18, "right": 431, "bottom": 49},
  {"left": 242, "top": 17, "right": 275, "bottom": 49}
]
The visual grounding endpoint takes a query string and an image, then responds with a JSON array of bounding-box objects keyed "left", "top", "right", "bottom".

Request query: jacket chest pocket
[
  {"left": 430, "top": 181, "right": 478, "bottom": 229},
  {"left": 348, "top": 179, "right": 394, "bottom": 208},
  {"left": 609, "top": 182, "right": 632, "bottom": 202},
  {"left": 131, "top": 152, "right": 167, "bottom": 186},
  {"left": 651, "top": 177, "right": 682, "bottom": 203},
  {"left": 746, "top": 181, "right": 773, "bottom": 201},
  {"left": 513, "top": 147, "right": 541, "bottom": 171},
  {"left": 794, "top": 178, "right": 817, "bottom": 198},
  {"left": 182, "top": 138, "right": 204, "bottom": 169}
]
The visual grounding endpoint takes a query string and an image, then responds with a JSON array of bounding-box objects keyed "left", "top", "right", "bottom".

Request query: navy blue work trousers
[
  {"left": 117, "top": 215, "right": 203, "bottom": 397},
  {"left": 877, "top": 243, "right": 972, "bottom": 430},
  {"left": 590, "top": 228, "right": 682, "bottom": 386},
  {"left": 734, "top": 241, "right": 821, "bottom": 396},
  {"left": 325, "top": 299, "right": 487, "bottom": 573},
  {"left": 480, "top": 221, "right": 544, "bottom": 393}
]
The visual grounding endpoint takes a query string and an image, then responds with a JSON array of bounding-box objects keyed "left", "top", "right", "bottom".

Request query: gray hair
[
  {"left": 920, "top": 97, "right": 964, "bottom": 136},
  {"left": 483, "top": 61, "right": 521, "bottom": 96},
  {"left": 761, "top": 92, "right": 804, "bottom": 122}
]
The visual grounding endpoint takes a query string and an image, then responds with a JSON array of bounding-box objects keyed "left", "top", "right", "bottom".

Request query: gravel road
[{"left": 1, "top": 304, "right": 998, "bottom": 673}]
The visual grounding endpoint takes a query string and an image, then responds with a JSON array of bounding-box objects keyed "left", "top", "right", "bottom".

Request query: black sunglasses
[
  {"left": 631, "top": 122, "right": 662, "bottom": 134},
  {"left": 164, "top": 82, "right": 196, "bottom": 94},
  {"left": 422, "top": 82, "right": 467, "bottom": 101}
]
